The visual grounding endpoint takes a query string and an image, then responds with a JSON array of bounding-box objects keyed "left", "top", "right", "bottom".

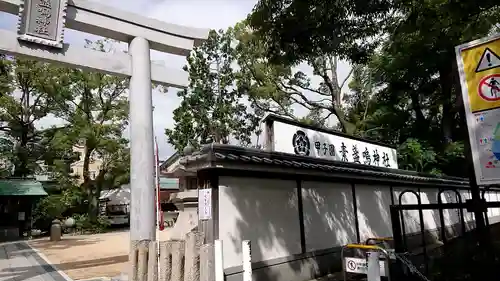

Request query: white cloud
[{"left": 147, "top": 0, "right": 256, "bottom": 30}]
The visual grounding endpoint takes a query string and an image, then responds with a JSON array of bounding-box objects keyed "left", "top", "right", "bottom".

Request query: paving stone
[{"left": 0, "top": 242, "right": 72, "bottom": 281}]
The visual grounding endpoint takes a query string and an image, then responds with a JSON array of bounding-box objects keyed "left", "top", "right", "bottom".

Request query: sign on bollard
[
  {"left": 344, "top": 257, "right": 387, "bottom": 277},
  {"left": 342, "top": 244, "right": 391, "bottom": 281}
]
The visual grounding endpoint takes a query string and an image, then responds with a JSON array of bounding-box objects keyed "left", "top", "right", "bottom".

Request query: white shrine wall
[{"left": 218, "top": 176, "right": 500, "bottom": 281}]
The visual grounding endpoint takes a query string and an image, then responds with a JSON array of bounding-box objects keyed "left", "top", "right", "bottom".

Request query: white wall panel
[
  {"left": 355, "top": 184, "right": 393, "bottom": 242},
  {"left": 218, "top": 177, "right": 301, "bottom": 269},
  {"left": 302, "top": 181, "right": 356, "bottom": 251},
  {"left": 217, "top": 173, "right": 500, "bottom": 271},
  {"left": 393, "top": 187, "right": 425, "bottom": 233}
]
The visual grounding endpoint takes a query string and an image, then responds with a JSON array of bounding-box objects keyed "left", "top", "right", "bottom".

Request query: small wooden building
[{"left": 0, "top": 179, "right": 47, "bottom": 240}]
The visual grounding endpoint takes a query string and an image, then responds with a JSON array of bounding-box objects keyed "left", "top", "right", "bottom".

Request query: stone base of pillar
[
  {"left": 159, "top": 240, "right": 185, "bottom": 281},
  {"left": 129, "top": 240, "right": 158, "bottom": 281}
]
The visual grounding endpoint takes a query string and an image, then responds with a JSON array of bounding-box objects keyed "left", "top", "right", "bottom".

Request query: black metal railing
[{"left": 390, "top": 190, "right": 500, "bottom": 281}]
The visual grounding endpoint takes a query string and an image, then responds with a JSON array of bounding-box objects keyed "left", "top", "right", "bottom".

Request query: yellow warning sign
[{"left": 459, "top": 38, "right": 500, "bottom": 112}]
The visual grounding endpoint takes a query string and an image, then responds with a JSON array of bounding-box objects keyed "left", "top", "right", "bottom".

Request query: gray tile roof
[{"left": 179, "top": 144, "right": 470, "bottom": 187}]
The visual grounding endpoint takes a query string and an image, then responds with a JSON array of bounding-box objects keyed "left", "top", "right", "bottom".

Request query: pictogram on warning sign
[
  {"left": 476, "top": 48, "right": 500, "bottom": 73},
  {"left": 347, "top": 260, "right": 356, "bottom": 270},
  {"left": 478, "top": 74, "right": 500, "bottom": 101}
]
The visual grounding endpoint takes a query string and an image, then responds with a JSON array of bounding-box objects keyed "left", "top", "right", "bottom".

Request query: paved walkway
[{"left": 0, "top": 241, "right": 72, "bottom": 281}]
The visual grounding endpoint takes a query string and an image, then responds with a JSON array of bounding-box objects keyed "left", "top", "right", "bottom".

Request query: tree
[
  {"left": 53, "top": 39, "right": 130, "bottom": 221},
  {"left": 233, "top": 22, "right": 355, "bottom": 133},
  {"left": 0, "top": 136, "right": 14, "bottom": 177},
  {"left": 247, "top": 0, "right": 499, "bottom": 65},
  {"left": 299, "top": 108, "right": 327, "bottom": 128},
  {"left": 397, "top": 138, "right": 439, "bottom": 174},
  {"left": 342, "top": 65, "right": 377, "bottom": 137},
  {"left": 166, "top": 29, "right": 260, "bottom": 151},
  {"left": 341, "top": 1, "right": 500, "bottom": 176},
  {"left": 247, "top": 0, "right": 500, "bottom": 176},
  {"left": 38, "top": 125, "right": 80, "bottom": 175},
  {"left": 0, "top": 57, "right": 68, "bottom": 177}
]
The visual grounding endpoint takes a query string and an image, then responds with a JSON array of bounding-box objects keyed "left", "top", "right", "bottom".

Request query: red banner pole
[{"left": 155, "top": 137, "right": 164, "bottom": 231}]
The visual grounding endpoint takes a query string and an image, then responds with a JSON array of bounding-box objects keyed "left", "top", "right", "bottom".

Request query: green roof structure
[
  {"left": 0, "top": 179, "right": 48, "bottom": 196},
  {"left": 159, "top": 177, "right": 179, "bottom": 190}
]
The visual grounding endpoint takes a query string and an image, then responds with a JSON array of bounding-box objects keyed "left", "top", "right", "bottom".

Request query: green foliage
[
  {"left": 39, "top": 126, "right": 81, "bottom": 180},
  {"left": 245, "top": 0, "right": 499, "bottom": 176},
  {"left": 298, "top": 108, "right": 327, "bottom": 128},
  {"left": 32, "top": 185, "right": 83, "bottom": 230},
  {"left": 248, "top": 0, "right": 499, "bottom": 65},
  {"left": 49, "top": 39, "right": 130, "bottom": 221},
  {"left": 233, "top": 22, "right": 355, "bottom": 133},
  {"left": 346, "top": 1, "right": 499, "bottom": 176},
  {"left": 0, "top": 38, "right": 129, "bottom": 231},
  {"left": 397, "top": 139, "right": 438, "bottom": 173},
  {"left": 0, "top": 137, "right": 15, "bottom": 177},
  {"left": 247, "top": 0, "right": 394, "bottom": 65},
  {"left": 72, "top": 213, "right": 110, "bottom": 234},
  {"left": 34, "top": 195, "right": 68, "bottom": 220},
  {"left": 0, "top": 57, "right": 69, "bottom": 177},
  {"left": 166, "top": 29, "right": 261, "bottom": 151}
]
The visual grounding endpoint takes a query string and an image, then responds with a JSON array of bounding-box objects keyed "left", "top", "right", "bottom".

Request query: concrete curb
[{"left": 75, "top": 277, "right": 114, "bottom": 281}]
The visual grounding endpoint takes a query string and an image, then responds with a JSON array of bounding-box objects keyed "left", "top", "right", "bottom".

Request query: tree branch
[
  {"left": 248, "top": 94, "right": 296, "bottom": 120},
  {"left": 339, "top": 66, "right": 355, "bottom": 91},
  {"left": 291, "top": 81, "right": 330, "bottom": 96},
  {"left": 278, "top": 81, "right": 331, "bottom": 110}
]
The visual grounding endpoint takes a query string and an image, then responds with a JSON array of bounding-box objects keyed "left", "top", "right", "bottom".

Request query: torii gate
[{"left": 0, "top": 0, "right": 208, "bottom": 272}]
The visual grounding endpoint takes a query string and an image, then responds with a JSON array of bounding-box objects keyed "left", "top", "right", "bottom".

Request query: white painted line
[{"left": 25, "top": 242, "right": 74, "bottom": 281}]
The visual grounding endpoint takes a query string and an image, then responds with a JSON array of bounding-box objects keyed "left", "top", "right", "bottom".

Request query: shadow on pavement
[
  {"left": 0, "top": 241, "right": 127, "bottom": 281},
  {"left": 27, "top": 237, "right": 102, "bottom": 250},
  {"left": 2, "top": 254, "right": 128, "bottom": 273}
]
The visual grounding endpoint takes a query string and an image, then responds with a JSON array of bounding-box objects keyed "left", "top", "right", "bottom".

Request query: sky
[{"left": 0, "top": 0, "right": 351, "bottom": 160}]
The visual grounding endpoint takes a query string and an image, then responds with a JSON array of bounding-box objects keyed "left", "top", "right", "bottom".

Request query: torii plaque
[{"left": 17, "top": 0, "right": 68, "bottom": 48}]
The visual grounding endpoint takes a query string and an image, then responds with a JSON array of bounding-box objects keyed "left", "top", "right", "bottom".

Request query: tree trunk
[
  {"left": 88, "top": 169, "right": 106, "bottom": 222},
  {"left": 87, "top": 187, "right": 100, "bottom": 222},
  {"left": 14, "top": 80, "right": 31, "bottom": 178},
  {"left": 409, "top": 91, "right": 428, "bottom": 134},
  {"left": 13, "top": 124, "right": 29, "bottom": 177},
  {"left": 439, "top": 61, "right": 454, "bottom": 144},
  {"left": 332, "top": 107, "right": 352, "bottom": 134},
  {"left": 82, "top": 142, "right": 97, "bottom": 221}
]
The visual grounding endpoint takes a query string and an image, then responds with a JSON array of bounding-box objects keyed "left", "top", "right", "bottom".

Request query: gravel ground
[{"left": 27, "top": 229, "right": 171, "bottom": 281}]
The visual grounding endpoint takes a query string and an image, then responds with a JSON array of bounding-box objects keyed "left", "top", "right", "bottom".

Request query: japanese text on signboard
[{"left": 312, "top": 140, "right": 391, "bottom": 167}]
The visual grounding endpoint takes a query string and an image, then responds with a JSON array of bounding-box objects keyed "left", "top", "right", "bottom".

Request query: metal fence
[{"left": 389, "top": 188, "right": 500, "bottom": 281}]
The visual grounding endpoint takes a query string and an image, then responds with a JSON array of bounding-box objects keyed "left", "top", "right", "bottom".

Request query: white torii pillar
[
  {"left": 129, "top": 36, "right": 155, "bottom": 242},
  {"left": 0, "top": 0, "right": 209, "bottom": 277}
]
